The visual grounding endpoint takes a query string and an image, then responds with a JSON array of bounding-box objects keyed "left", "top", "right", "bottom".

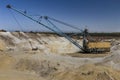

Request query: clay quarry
[{"left": 0, "top": 31, "right": 119, "bottom": 80}]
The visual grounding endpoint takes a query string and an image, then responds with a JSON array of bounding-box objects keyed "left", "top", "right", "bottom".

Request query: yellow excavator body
[{"left": 87, "top": 41, "right": 111, "bottom": 52}]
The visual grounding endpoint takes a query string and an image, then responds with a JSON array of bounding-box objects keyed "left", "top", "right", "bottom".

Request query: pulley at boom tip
[
  {"left": 44, "top": 16, "right": 48, "bottom": 20},
  {"left": 6, "top": 4, "right": 12, "bottom": 9}
]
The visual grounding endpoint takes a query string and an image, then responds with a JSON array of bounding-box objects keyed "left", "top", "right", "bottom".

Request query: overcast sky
[{"left": 0, "top": 0, "right": 120, "bottom": 32}]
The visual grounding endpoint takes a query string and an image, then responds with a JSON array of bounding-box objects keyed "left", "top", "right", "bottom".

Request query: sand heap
[
  {"left": 0, "top": 32, "right": 81, "bottom": 54},
  {"left": 0, "top": 32, "right": 119, "bottom": 80}
]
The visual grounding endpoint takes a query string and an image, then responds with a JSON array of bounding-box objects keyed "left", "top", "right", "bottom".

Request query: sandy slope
[
  {"left": 0, "top": 32, "right": 119, "bottom": 80},
  {"left": 0, "top": 32, "right": 81, "bottom": 53}
]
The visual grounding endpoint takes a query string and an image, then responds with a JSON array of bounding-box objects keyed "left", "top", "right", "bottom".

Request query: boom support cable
[
  {"left": 47, "top": 16, "right": 83, "bottom": 32},
  {"left": 9, "top": 9, "right": 23, "bottom": 31}
]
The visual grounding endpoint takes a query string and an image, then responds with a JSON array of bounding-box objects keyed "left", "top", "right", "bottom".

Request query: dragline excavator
[{"left": 6, "top": 5, "right": 111, "bottom": 53}]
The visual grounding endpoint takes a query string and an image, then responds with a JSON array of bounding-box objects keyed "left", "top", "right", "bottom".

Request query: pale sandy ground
[
  {"left": 0, "top": 49, "right": 120, "bottom": 80},
  {"left": 0, "top": 32, "right": 119, "bottom": 80}
]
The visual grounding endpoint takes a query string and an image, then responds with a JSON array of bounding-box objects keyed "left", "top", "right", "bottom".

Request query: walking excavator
[{"left": 6, "top": 5, "right": 111, "bottom": 53}]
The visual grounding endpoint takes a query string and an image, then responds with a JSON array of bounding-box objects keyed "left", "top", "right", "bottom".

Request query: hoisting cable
[{"left": 8, "top": 9, "right": 23, "bottom": 31}]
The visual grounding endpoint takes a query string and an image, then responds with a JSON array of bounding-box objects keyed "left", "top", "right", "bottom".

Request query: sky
[{"left": 0, "top": 0, "right": 120, "bottom": 32}]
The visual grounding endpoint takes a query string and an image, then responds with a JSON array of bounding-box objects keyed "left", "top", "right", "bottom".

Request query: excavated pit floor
[
  {"left": 0, "top": 50, "right": 119, "bottom": 80},
  {"left": 63, "top": 52, "right": 111, "bottom": 58}
]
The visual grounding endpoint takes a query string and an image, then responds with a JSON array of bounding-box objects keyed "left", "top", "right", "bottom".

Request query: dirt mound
[
  {"left": 103, "top": 51, "right": 120, "bottom": 63},
  {"left": 0, "top": 32, "right": 81, "bottom": 53}
]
